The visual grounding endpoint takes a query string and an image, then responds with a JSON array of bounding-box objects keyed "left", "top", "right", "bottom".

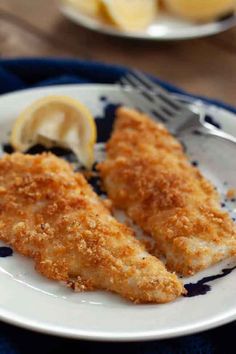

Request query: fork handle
[{"left": 199, "top": 123, "right": 236, "bottom": 145}]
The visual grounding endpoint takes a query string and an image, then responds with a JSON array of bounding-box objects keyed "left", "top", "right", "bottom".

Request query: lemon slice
[
  {"left": 64, "top": 0, "right": 101, "bottom": 17},
  {"left": 100, "top": 0, "right": 158, "bottom": 31},
  {"left": 10, "top": 96, "right": 97, "bottom": 169},
  {"left": 163, "top": 0, "right": 235, "bottom": 21}
]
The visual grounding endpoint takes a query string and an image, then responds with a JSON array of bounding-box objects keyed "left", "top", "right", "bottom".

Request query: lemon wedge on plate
[
  {"left": 10, "top": 96, "right": 97, "bottom": 169},
  {"left": 100, "top": 0, "right": 158, "bottom": 31},
  {"left": 64, "top": 0, "right": 101, "bottom": 17},
  {"left": 163, "top": 0, "right": 235, "bottom": 21}
]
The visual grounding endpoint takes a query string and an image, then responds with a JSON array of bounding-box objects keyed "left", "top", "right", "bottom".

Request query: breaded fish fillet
[
  {"left": 98, "top": 107, "right": 236, "bottom": 276},
  {"left": 0, "top": 153, "right": 183, "bottom": 303}
]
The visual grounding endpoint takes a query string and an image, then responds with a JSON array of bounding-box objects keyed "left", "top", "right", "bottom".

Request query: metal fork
[{"left": 119, "top": 70, "right": 236, "bottom": 144}]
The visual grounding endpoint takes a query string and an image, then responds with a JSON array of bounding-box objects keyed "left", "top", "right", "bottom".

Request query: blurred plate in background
[{"left": 59, "top": 3, "right": 236, "bottom": 40}]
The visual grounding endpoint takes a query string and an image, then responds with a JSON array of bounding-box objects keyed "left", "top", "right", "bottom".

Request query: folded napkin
[{"left": 0, "top": 58, "right": 235, "bottom": 354}]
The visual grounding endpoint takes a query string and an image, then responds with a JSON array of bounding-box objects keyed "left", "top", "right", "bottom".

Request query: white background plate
[
  {"left": 0, "top": 84, "right": 235, "bottom": 341},
  {"left": 59, "top": 3, "right": 236, "bottom": 40}
]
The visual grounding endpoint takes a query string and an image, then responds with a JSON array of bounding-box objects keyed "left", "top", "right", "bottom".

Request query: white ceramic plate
[
  {"left": 0, "top": 84, "right": 235, "bottom": 341},
  {"left": 59, "top": 3, "right": 236, "bottom": 40}
]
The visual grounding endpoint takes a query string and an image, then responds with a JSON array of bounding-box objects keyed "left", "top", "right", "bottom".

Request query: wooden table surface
[{"left": 0, "top": 0, "right": 236, "bottom": 105}]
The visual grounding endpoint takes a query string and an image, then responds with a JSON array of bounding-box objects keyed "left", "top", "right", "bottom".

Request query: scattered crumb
[
  {"left": 227, "top": 188, "right": 236, "bottom": 199},
  {"left": 82, "top": 170, "right": 98, "bottom": 179},
  {"left": 66, "top": 277, "right": 93, "bottom": 292},
  {"left": 140, "top": 239, "right": 156, "bottom": 254},
  {"left": 124, "top": 218, "right": 134, "bottom": 228},
  {"left": 102, "top": 198, "right": 113, "bottom": 211}
]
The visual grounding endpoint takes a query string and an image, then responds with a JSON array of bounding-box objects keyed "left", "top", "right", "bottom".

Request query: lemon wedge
[
  {"left": 100, "top": 0, "right": 158, "bottom": 31},
  {"left": 163, "top": 0, "right": 235, "bottom": 21},
  {"left": 64, "top": 0, "right": 101, "bottom": 17},
  {"left": 10, "top": 95, "right": 97, "bottom": 169}
]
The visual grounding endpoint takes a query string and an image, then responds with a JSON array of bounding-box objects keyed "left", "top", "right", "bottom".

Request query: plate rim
[
  {"left": 0, "top": 305, "right": 235, "bottom": 342},
  {"left": 59, "top": 3, "right": 236, "bottom": 41},
  {"left": 0, "top": 83, "right": 235, "bottom": 341}
]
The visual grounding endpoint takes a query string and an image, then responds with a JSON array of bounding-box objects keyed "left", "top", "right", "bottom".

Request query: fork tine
[
  {"left": 120, "top": 77, "right": 131, "bottom": 87},
  {"left": 120, "top": 77, "right": 170, "bottom": 123},
  {"left": 125, "top": 73, "right": 178, "bottom": 117},
  {"left": 131, "top": 69, "right": 184, "bottom": 111},
  {"left": 122, "top": 75, "right": 180, "bottom": 122}
]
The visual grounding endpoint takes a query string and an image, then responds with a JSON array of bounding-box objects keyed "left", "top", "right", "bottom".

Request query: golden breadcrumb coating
[
  {"left": 98, "top": 107, "right": 236, "bottom": 276},
  {"left": 0, "top": 152, "right": 184, "bottom": 303}
]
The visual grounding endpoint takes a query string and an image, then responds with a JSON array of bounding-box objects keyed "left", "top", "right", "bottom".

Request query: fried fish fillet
[
  {"left": 0, "top": 152, "right": 183, "bottom": 303},
  {"left": 98, "top": 107, "right": 236, "bottom": 276}
]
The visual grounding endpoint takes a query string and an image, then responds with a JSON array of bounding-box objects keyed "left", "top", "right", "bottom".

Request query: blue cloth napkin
[{"left": 0, "top": 58, "right": 235, "bottom": 354}]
